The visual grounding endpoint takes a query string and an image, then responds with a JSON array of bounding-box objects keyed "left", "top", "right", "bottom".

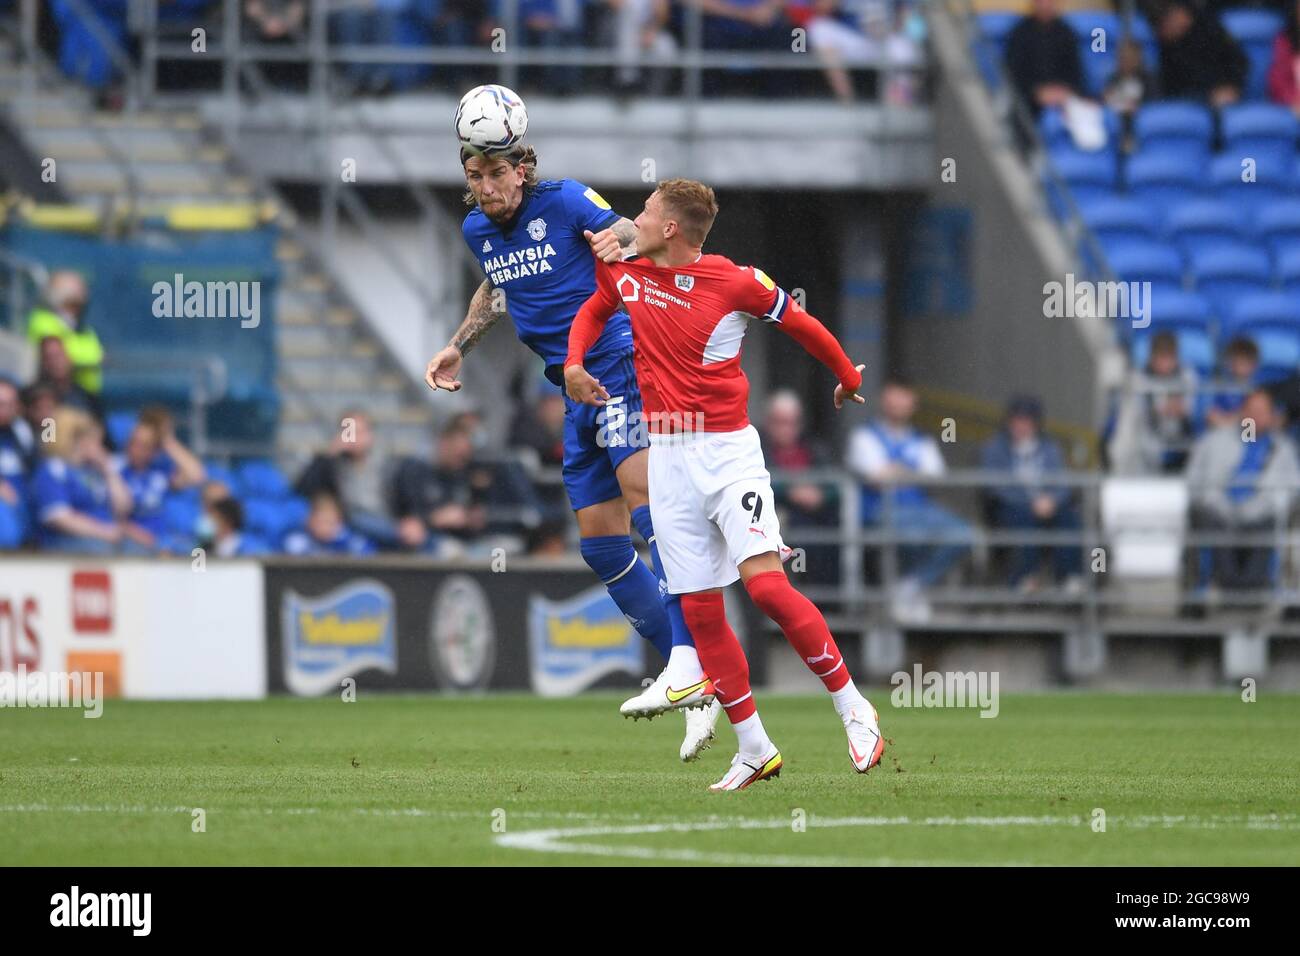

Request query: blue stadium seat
[
  {"left": 1221, "top": 103, "right": 1300, "bottom": 158},
  {"left": 977, "top": 12, "right": 1022, "bottom": 45},
  {"left": 1255, "top": 200, "right": 1300, "bottom": 259},
  {"left": 1165, "top": 199, "right": 1250, "bottom": 259},
  {"left": 1145, "top": 289, "right": 1215, "bottom": 333},
  {"left": 1080, "top": 195, "right": 1159, "bottom": 246},
  {"left": 1211, "top": 150, "right": 1292, "bottom": 214},
  {"left": 1221, "top": 8, "right": 1286, "bottom": 100},
  {"left": 161, "top": 489, "right": 201, "bottom": 538},
  {"left": 243, "top": 495, "right": 310, "bottom": 546},
  {"left": 1104, "top": 239, "right": 1186, "bottom": 291},
  {"left": 974, "top": 12, "right": 1022, "bottom": 88},
  {"left": 202, "top": 460, "right": 238, "bottom": 489},
  {"left": 106, "top": 410, "right": 137, "bottom": 451},
  {"left": 1125, "top": 149, "right": 1208, "bottom": 217},
  {"left": 1280, "top": 246, "right": 1300, "bottom": 294},
  {"left": 1065, "top": 11, "right": 1121, "bottom": 95},
  {"left": 235, "top": 459, "right": 292, "bottom": 500},
  {"left": 1046, "top": 148, "right": 1119, "bottom": 216},
  {"left": 1131, "top": 328, "right": 1216, "bottom": 375},
  {"left": 1133, "top": 101, "right": 1214, "bottom": 155},
  {"left": 1223, "top": 294, "right": 1300, "bottom": 376},
  {"left": 1190, "top": 242, "right": 1275, "bottom": 321}
]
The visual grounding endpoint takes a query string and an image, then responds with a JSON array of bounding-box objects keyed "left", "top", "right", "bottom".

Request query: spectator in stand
[
  {"left": 1155, "top": 0, "right": 1247, "bottom": 106},
  {"left": 27, "top": 270, "right": 102, "bottom": 395},
  {"left": 758, "top": 389, "right": 839, "bottom": 583},
  {"left": 1109, "top": 331, "right": 1199, "bottom": 475},
  {"left": 1003, "top": 0, "right": 1083, "bottom": 117},
  {"left": 33, "top": 336, "right": 104, "bottom": 427},
  {"left": 30, "top": 408, "right": 146, "bottom": 554},
  {"left": 49, "top": 0, "right": 129, "bottom": 99},
  {"left": 0, "top": 379, "right": 36, "bottom": 549},
  {"left": 20, "top": 382, "right": 58, "bottom": 440},
  {"left": 113, "top": 407, "right": 206, "bottom": 554},
  {"left": 1104, "top": 38, "right": 1157, "bottom": 123},
  {"left": 980, "top": 395, "right": 1082, "bottom": 592},
  {"left": 508, "top": 379, "right": 567, "bottom": 469},
  {"left": 485, "top": 0, "right": 587, "bottom": 94},
  {"left": 596, "top": 0, "right": 678, "bottom": 96},
  {"left": 331, "top": 0, "right": 434, "bottom": 94},
  {"left": 283, "top": 491, "right": 376, "bottom": 556},
  {"left": 245, "top": 0, "right": 309, "bottom": 88},
  {"left": 293, "top": 409, "right": 400, "bottom": 549},
  {"left": 392, "top": 421, "right": 484, "bottom": 552},
  {"left": 1267, "top": 0, "right": 1300, "bottom": 114},
  {"left": 1205, "top": 337, "right": 1262, "bottom": 429},
  {"left": 793, "top": 0, "right": 924, "bottom": 104},
  {"left": 1186, "top": 388, "right": 1300, "bottom": 592},
  {"left": 846, "top": 377, "right": 972, "bottom": 622},
  {"left": 691, "top": 0, "right": 792, "bottom": 92},
  {"left": 203, "top": 496, "right": 271, "bottom": 558}
]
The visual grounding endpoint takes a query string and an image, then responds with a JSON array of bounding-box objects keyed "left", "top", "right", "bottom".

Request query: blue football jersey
[{"left": 462, "top": 179, "right": 633, "bottom": 377}]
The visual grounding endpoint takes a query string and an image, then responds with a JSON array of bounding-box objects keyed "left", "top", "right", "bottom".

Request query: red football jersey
[{"left": 567, "top": 253, "right": 860, "bottom": 434}]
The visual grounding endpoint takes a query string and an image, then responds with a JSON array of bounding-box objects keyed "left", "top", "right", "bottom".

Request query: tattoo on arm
[
  {"left": 612, "top": 217, "right": 637, "bottom": 255},
  {"left": 450, "top": 279, "right": 503, "bottom": 356}
]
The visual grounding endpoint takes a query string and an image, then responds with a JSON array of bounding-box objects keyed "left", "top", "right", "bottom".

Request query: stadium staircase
[{"left": 0, "top": 23, "right": 437, "bottom": 469}]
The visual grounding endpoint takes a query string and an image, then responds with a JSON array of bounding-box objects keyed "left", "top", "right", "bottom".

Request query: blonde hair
[
  {"left": 45, "top": 406, "right": 95, "bottom": 460},
  {"left": 656, "top": 178, "right": 719, "bottom": 246}
]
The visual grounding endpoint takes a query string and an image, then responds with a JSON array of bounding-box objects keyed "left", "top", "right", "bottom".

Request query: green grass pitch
[{"left": 2, "top": 693, "right": 1297, "bottom": 865}]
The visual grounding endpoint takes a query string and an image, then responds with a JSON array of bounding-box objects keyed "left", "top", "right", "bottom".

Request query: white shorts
[{"left": 648, "top": 425, "right": 789, "bottom": 594}]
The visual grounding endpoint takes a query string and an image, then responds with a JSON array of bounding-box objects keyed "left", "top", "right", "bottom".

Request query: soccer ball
[{"left": 455, "top": 84, "right": 529, "bottom": 154}]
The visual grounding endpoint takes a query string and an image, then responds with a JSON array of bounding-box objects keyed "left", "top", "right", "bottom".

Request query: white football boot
[
  {"left": 679, "top": 698, "right": 722, "bottom": 761},
  {"left": 620, "top": 669, "right": 713, "bottom": 720},
  {"left": 708, "top": 745, "right": 783, "bottom": 792},
  {"left": 843, "top": 701, "right": 885, "bottom": 773}
]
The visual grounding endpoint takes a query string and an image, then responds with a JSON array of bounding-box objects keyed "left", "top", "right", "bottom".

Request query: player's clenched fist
[
  {"left": 584, "top": 228, "right": 623, "bottom": 264},
  {"left": 564, "top": 363, "right": 609, "bottom": 406},
  {"left": 425, "top": 346, "right": 464, "bottom": 392}
]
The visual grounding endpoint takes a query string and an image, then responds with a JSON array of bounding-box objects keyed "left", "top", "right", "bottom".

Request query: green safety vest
[{"left": 26, "top": 308, "right": 103, "bottom": 394}]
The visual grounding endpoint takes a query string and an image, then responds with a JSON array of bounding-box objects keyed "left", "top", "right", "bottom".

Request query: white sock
[
  {"left": 732, "top": 712, "right": 773, "bottom": 758},
  {"left": 665, "top": 644, "right": 703, "bottom": 685},
  {"left": 831, "top": 681, "right": 869, "bottom": 719}
]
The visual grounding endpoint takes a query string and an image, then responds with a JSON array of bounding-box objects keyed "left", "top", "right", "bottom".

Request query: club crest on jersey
[
  {"left": 526, "top": 218, "right": 547, "bottom": 242},
  {"left": 616, "top": 274, "right": 640, "bottom": 303},
  {"left": 481, "top": 239, "right": 492, "bottom": 253},
  {"left": 675, "top": 274, "right": 694, "bottom": 293}
]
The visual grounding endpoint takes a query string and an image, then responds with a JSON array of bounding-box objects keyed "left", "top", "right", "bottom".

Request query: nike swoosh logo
[
  {"left": 666, "top": 679, "right": 709, "bottom": 703},
  {"left": 850, "top": 733, "right": 881, "bottom": 767}
]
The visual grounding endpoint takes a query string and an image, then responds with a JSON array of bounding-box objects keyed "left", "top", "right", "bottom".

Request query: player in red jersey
[{"left": 564, "top": 179, "right": 884, "bottom": 791}]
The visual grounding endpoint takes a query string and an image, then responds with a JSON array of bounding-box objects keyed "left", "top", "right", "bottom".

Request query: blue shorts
[{"left": 558, "top": 348, "right": 647, "bottom": 511}]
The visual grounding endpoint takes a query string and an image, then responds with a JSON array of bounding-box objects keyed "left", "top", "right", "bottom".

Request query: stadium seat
[
  {"left": 1079, "top": 194, "right": 1159, "bottom": 246},
  {"left": 1104, "top": 239, "right": 1186, "bottom": 292},
  {"left": 1046, "top": 148, "right": 1119, "bottom": 216},
  {"left": 1131, "top": 328, "right": 1216, "bottom": 375},
  {"left": 202, "top": 460, "right": 238, "bottom": 489},
  {"left": 1133, "top": 102, "right": 1214, "bottom": 155},
  {"left": 106, "top": 410, "right": 137, "bottom": 451},
  {"left": 1280, "top": 246, "right": 1300, "bottom": 294},
  {"left": 1144, "top": 289, "right": 1215, "bottom": 333},
  {"left": 1221, "top": 8, "right": 1286, "bottom": 100},
  {"left": 243, "top": 495, "right": 310, "bottom": 546},
  {"left": 1210, "top": 151, "right": 1292, "bottom": 214},
  {"left": 1189, "top": 243, "right": 1275, "bottom": 321},
  {"left": 1222, "top": 293, "right": 1300, "bottom": 377},
  {"left": 1255, "top": 200, "right": 1300, "bottom": 260},
  {"left": 235, "top": 459, "right": 292, "bottom": 500},
  {"left": 974, "top": 12, "right": 1021, "bottom": 88},
  {"left": 1039, "top": 106, "right": 1121, "bottom": 153},
  {"left": 1164, "top": 200, "right": 1250, "bottom": 259},
  {"left": 161, "top": 489, "right": 202, "bottom": 538},
  {"left": 1065, "top": 11, "right": 1121, "bottom": 96},
  {"left": 1221, "top": 103, "right": 1300, "bottom": 158},
  {"left": 1125, "top": 149, "right": 1207, "bottom": 217}
]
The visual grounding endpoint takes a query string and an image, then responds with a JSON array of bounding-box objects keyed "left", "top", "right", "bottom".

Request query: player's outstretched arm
[
  {"left": 425, "top": 279, "right": 503, "bottom": 392},
  {"left": 585, "top": 218, "right": 637, "bottom": 263},
  {"left": 773, "top": 301, "right": 865, "bottom": 410}
]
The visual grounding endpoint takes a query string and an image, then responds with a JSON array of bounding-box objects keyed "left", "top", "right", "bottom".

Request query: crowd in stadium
[{"left": 42, "top": 0, "right": 927, "bottom": 102}]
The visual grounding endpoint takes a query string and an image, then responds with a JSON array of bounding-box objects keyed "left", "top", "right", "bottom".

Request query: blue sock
[
  {"left": 631, "top": 506, "right": 696, "bottom": 649},
  {"left": 580, "top": 535, "right": 673, "bottom": 661}
]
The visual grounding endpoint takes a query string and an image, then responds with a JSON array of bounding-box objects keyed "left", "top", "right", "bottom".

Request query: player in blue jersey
[{"left": 424, "top": 141, "right": 721, "bottom": 761}]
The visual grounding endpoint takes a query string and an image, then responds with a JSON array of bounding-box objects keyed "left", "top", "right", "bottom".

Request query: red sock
[
  {"left": 680, "top": 591, "right": 756, "bottom": 723},
  {"left": 745, "top": 570, "right": 852, "bottom": 693}
]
